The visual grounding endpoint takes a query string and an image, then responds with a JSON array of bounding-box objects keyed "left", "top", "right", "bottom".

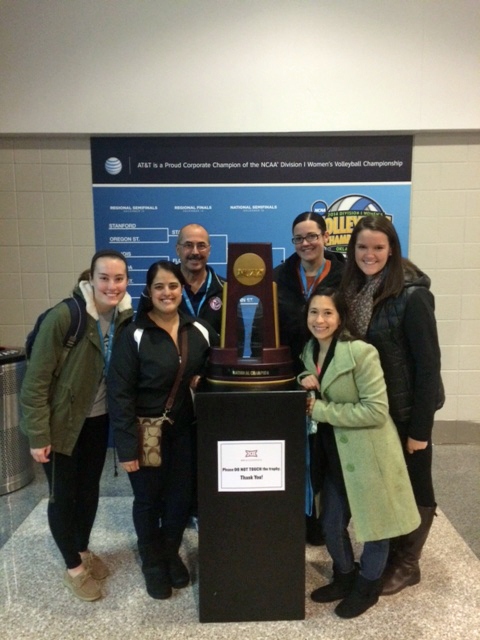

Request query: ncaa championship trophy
[
  {"left": 207, "top": 243, "right": 294, "bottom": 384},
  {"left": 197, "top": 243, "right": 305, "bottom": 623}
]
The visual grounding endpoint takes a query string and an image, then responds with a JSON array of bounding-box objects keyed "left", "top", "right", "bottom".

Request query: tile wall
[
  {"left": 410, "top": 133, "right": 480, "bottom": 435},
  {"left": 0, "top": 137, "right": 93, "bottom": 346}
]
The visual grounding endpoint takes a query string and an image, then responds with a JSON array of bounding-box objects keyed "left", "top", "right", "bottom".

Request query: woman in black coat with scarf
[{"left": 341, "top": 215, "right": 442, "bottom": 596}]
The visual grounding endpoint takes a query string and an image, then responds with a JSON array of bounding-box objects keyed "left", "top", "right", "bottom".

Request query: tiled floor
[
  {"left": 0, "top": 444, "right": 479, "bottom": 639},
  {"left": 2, "top": 443, "right": 479, "bottom": 558}
]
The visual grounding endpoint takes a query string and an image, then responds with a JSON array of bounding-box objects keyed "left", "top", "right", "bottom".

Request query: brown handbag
[{"left": 137, "top": 330, "right": 188, "bottom": 467}]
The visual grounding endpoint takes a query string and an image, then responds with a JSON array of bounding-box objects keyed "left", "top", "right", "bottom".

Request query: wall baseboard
[{"left": 433, "top": 421, "right": 480, "bottom": 445}]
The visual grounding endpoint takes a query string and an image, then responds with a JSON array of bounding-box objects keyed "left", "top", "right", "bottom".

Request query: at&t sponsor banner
[{"left": 91, "top": 135, "right": 412, "bottom": 307}]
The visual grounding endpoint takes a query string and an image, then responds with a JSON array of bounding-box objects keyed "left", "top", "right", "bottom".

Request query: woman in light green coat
[{"left": 298, "top": 287, "right": 419, "bottom": 619}]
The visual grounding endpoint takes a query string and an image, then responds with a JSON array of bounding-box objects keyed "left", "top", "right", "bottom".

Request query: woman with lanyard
[
  {"left": 273, "top": 211, "right": 345, "bottom": 544},
  {"left": 274, "top": 211, "right": 345, "bottom": 372},
  {"left": 20, "top": 250, "right": 133, "bottom": 602}
]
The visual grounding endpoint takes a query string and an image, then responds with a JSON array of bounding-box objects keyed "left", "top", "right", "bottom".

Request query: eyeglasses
[
  {"left": 177, "top": 242, "right": 210, "bottom": 252},
  {"left": 291, "top": 233, "right": 322, "bottom": 245}
]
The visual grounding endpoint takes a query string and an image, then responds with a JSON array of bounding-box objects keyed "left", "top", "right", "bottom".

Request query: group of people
[{"left": 20, "top": 214, "right": 442, "bottom": 619}]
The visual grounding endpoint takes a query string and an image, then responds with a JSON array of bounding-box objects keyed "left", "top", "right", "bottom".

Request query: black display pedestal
[{"left": 195, "top": 384, "right": 306, "bottom": 623}]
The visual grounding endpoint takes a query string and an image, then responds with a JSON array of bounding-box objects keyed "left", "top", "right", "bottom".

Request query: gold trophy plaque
[{"left": 207, "top": 243, "right": 294, "bottom": 385}]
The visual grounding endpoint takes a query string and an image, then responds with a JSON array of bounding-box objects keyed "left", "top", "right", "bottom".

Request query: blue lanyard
[
  {"left": 182, "top": 270, "right": 212, "bottom": 317},
  {"left": 96, "top": 312, "right": 115, "bottom": 375},
  {"left": 300, "top": 260, "right": 326, "bottom": 300}
]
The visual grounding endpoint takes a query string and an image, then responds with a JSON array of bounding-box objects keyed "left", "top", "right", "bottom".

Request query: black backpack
[{"left": 25, "top": 295, "right": 87, "bottom": 375}]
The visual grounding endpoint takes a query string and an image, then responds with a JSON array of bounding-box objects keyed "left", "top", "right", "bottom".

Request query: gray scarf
[{"left": 344, "top": 271, "right": 385, "bottom": 338}]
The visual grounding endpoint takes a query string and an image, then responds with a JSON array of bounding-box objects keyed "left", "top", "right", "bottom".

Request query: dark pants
[
  {"left": 128, "top": 421, "right": 194, "bottom": 545},
  {"left": 322, "top": 475, "right": 389, "bottom": 581},
  {"left": 395, "top": 421, "right": 435, "bottom": 507},
  {"left": 43, "top": 414, "right": 109, "bottom": 569}
]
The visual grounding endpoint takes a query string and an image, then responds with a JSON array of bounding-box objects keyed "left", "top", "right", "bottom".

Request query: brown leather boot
[{"left": 382, "top": 505, "right": 436, "bottom": 595}]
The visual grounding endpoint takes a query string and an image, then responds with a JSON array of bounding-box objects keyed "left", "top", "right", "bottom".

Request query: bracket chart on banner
[{"left": 91, "top": 136, "right": 412, "bottom": 310}]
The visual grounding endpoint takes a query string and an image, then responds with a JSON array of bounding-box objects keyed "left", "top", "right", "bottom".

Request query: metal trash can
[{"left": 0, "top": 348, "right": 34, "bottom": 495}]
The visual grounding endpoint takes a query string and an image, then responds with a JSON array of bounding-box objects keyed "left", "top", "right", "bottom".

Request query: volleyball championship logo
[{"left": 312, "top": 195, "right": 391, "bottom": 254}]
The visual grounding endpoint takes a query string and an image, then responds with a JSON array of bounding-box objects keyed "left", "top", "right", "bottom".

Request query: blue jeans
[{"left": 322, "top": 475, "right": 389, "bottom": 581}]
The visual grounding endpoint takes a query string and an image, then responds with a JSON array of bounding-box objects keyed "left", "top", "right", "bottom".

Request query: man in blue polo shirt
[
  {"left": 136, "top": 224, "right": 224, "bottom": 334},
  {"left": 174, "top": 224, "right": 224, "bottom": 333}
]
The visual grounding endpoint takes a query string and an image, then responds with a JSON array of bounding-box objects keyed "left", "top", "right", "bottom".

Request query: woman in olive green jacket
[
  {"left": 299, "top": 287, "right": 419, "bottom": 619},
  {"left": 20, "top": 250, "right": 133, "bottom": 602}
]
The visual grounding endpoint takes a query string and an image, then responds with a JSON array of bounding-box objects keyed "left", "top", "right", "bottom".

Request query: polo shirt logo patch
[{"left": 210, "top": 297, "right": 222, "bottom": 311}]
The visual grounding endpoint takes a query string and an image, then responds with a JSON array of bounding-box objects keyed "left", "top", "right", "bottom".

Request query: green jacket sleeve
[
  {"left": 19, "top": 304, "right": 71, "bottom": 449},
  {"left": 297, "top": 339, "right": 315, "bottom": 385}
]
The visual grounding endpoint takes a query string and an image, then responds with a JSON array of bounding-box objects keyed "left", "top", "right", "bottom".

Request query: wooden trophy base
[{"left": 207, "top": 346, "right": 295, "bottom": 385}]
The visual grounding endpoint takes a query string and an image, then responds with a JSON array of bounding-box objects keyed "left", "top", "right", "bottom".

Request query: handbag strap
[{"left": 163, "top": 328, "right": 188, "bottom": 416}]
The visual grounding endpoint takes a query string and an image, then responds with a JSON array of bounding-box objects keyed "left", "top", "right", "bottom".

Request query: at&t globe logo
[{"left": 105, "top": 157, "right": 122, "bottom": 175}]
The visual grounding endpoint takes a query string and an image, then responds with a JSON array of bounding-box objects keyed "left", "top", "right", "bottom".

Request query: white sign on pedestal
[{"left": 218, "top": 440, "right": 285, "bottom": 492}]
